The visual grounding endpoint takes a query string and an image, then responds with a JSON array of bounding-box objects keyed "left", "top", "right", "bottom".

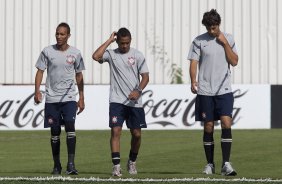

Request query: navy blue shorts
[
  {"left": 109, "top": 103, "right": 147, "bottom": 129},
  {"left": 195, "top": 93, "right": 234, "bottom": 122},
  {"left": 44, "top": 101, "right": 77, "bottom": 128}
]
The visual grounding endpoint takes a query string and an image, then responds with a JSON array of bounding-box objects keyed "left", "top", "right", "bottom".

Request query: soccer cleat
[
  {"left": 51, "top": 165, "right": 62, "bottom": 175},
  {"left": 127, "top": 160, "right": 137, "bottom": 175},
  {"left": 221, "top": 162, "right": 237, "bottom": 176},
  {"left": 66, "top": 163, "right": 78, "bottom": 175},
  {"left": 202, "top": 163, "right": 215, "bottom": 174},
  {"left": 112, "top": 164, "right": 122, "bottom": 177}
]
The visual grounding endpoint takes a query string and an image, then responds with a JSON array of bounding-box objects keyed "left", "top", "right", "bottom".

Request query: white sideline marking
[{"left": 0, "top": 177, "right": 282, "bottom": 182}]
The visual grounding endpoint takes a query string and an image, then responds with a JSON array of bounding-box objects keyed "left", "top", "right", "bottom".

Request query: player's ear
[{"left": 68, "top": 33, "right": 71, "bottom": 39}]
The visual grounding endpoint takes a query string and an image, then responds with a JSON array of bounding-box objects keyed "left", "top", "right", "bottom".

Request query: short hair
[
  {"left": 116, "top": 27, "right": 131, "bottom": 41},
  {"left": 202, "top": 9, "right": 221, "bottom": 27},
  {"left": 57, "top": 22, "right": 71, "bottom": 34}
]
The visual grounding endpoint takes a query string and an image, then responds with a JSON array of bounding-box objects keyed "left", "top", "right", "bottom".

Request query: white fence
[{"left": 0, "top": 0, "right": 281, "bottom": 85}]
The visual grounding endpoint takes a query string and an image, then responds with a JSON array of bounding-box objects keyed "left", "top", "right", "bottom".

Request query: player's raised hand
[
  {"left": 109, "top": 31, "right": 117, "bottom": 43},
  {"left": 216, "top": 32, "right": 228, "bottom": 46}
]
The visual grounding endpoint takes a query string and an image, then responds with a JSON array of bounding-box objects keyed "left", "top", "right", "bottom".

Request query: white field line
[{"left": 0, "top": 177, "right": 282, "bottom": 182}]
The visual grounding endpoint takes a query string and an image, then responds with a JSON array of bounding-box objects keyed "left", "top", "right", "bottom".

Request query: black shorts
[
  {"left": 109, "top": 103, "right": 147, "bottom": 129},
  {"left": 195, "top": 93, "right": 234, "bottom": 122},
  {"left": 44, "top": 101, "right": 77, "bottom": 128}
]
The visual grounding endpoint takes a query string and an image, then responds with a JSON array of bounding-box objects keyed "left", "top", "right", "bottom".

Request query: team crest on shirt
[
  {"left": 48, "top": 117, "right": 54, "bottom": 125},
  {"left": 127, "top": 57, "right": 135, "bottom": 65},
  {"left": 66, "top": 55, "right": 75, "bottom": 64},
  {"left": 201, "top": 112, "right": 206, "bottom": 119},
  {"left": 112, "top": 116, "right": 118, "bottom": 124}
]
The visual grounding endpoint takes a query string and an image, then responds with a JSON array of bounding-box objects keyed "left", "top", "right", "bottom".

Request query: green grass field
[{"left": 0, "top": 129, "right": 281, "bottom": 184}]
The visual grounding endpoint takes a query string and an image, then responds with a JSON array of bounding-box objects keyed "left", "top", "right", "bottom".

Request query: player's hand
[
  {"left": 191, "top": 82, "right": 198, "bottom": 94},
  {"left": 34, "top": 91, "right": 43, "bottom": 104},
  {"left": 77, "top": 98, "right": 85, "bottom": 115},
  {"left": 128, "top": 90, "right": 141, "bottom": 101},
  {"left": 109, "top": 32, "right": 117, "bottom": 43},
  {"left": 216, "top": 32, "right": 228, "bottom": 46}
]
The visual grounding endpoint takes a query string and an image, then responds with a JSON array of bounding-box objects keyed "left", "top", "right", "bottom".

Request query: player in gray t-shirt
[
  {"left": 34, "top": 22, "right": 85, "bottom": 175},
  {"left": 92, "top": 27, "right": 149, "bottom": 177},
  {"left": 188, "top": 9, "right": 238, "bottom": 176}
]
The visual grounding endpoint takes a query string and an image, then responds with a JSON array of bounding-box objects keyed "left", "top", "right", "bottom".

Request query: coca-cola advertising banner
[{"left": 0, "top": 84, "right": 270, "bottom": 130}]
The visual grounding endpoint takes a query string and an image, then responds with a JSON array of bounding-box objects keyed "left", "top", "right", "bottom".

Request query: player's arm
[
  {"left": 76, "top": 72, "right": 85, "bottom": 115},
  {"left": 189, "top": 60, "right": 198, "bottom": 94},
  {"left": 34, "top": 69, "right": 44, "bottom": 104},
  {"left": 92, "top": 32, "right": 116, "bottom": 62},
  {"left": 217, "top": 33, "right": 238, "bottom": 66},
  {"left": 128, "top": 72, "right": 149, "bottom": 101}
]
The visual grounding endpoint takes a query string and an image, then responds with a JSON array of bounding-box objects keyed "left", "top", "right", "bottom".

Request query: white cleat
[
  {"left": 221, "top": 162, "right": 237, "bottom": 176},
  {"left": 127, "top": 160, "right": 137, "bottom": 175},
  {"left": 112, "top": 164, "right": 122, "bottom": 177},
  {"left": 203, "top": 163, "right": 215, "bottom": 174}
]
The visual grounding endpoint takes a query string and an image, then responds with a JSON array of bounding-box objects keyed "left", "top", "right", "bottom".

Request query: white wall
[{"left": 0, "top": 0, "right": 281, "bottom": 85}]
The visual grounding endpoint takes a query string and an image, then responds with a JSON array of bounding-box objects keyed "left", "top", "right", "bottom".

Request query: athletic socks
[
  {"left": 112, "top": 152, "right": 121, "bottom": 165},
  {"left": 129, "top": 150, "right": 138, "bottom": 162},
  {"left": 51, "top": 136, "right": 61, "bottom": 166},
  {"left": 203, "top": 132, "right": 214, "bottom": 164},
  {"left": 66, "top": 132, "right": 76, "bottom": 155},
  {"left": 221, "top": 128, "right": 232, "bottom": 164}
]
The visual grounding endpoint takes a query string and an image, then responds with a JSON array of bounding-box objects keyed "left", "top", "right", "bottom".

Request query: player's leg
[
  {"left": 203, "top": 121, "right": 215, "bottom": 174},
  {"left": 50, "top": 126, "right": 62, "bottom": 174},
  {"left": 44, "top": 103, "right": 62, "bottom": 174},
  {"left": 109, "top": 103, "right": 125, "bottom": 177},
  {"left": 61, "top": 101, "right": 78, "bottom": 175},
  {"left": 129, "top": 128, "right": 141, "bottom": 161},
  {"left": 126, "top": 106, "right": 147, "bottom": 174},
  {"left": 216, "top": 93, "right": 237, "bottom": 176},
  {"left": 195, "top": 95, "right": 215, "bottom": 174}
]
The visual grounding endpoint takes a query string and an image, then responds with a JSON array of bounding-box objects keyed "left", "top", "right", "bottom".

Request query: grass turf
[{"left": 0, "top": 129, "right": 281, "bottom": 183}]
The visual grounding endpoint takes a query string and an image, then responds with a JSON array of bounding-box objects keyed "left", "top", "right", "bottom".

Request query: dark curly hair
[
  {"left": 116, "top": 27, "right": 131, "bottom": 41},
  {"left": 202, "top": 9, "right": 221, "bottom": 27}
]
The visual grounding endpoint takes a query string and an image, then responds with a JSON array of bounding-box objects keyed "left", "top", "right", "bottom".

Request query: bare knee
[
  {"left": 131, "top": 129, "right": 141, "bottom": 139},
  {"left": 204, "top": 121, "right": 214, "bottom": 133}
]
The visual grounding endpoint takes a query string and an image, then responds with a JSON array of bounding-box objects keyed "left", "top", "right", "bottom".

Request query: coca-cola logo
[
  {"left": 143, "top": 89, "right": 248, "bottom": 128},
  {"left": 0, "top": 92, "right": 44, "bottom": 128}
]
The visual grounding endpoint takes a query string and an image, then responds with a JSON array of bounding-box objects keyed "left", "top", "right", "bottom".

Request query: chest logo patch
[
  {"left": 128, "top": 57, "right": 135, "bottom": 65},
  {"left": 66, "top": 55, "right": 75, "bottom": 64}
]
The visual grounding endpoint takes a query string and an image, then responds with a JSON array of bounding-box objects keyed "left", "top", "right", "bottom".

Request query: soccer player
[
  {"left": 188, "top": 9, "right": 238, "bottom": 176},
  {"left": 92, "top": 27, "right": 149, "bottom": 177},
  {"left": 34, "top": 22, "right": 85, "bottom": 175}
]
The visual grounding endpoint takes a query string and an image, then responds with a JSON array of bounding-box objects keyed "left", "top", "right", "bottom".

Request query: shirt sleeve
[
  {"left": 137, "top": 51, "right": 149, "bottom": 74},
  {"left": 187, "top": 39, "right": 201, "bottom": 62},
  {"left": 35, "top": 49, "right": 48, "bottom": 70},
  {"left": 75, "top": 52, "right": 86, "bottom": 73},
  {"left": 226, "top": 34, "right": 238, "bottom": 54},
  {"left": 99, "top": 50, "right": 111, "bottom": 64}
]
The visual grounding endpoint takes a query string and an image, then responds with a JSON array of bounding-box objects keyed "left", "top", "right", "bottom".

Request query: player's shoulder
[
  {"left": 68, "top": 45, "right": 82, "bottom": 54},
  {"left": 130, "top": 48, "right": 144, "bottom": 57},
  {"left": 192, "top": 32, "right": 211, "bottom": 45},
  {"left": 223, "top": 32, "right": 234, "bottom": 40},
  {"left": 43, "top": 45, "right": 55, "bottom": 51},
  {"left": 195, "top": 32, "right": 210, "bottom": 40}
]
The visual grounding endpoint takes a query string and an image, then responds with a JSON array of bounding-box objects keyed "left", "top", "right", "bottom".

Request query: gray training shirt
[
  {"left": 36, "top": 45, "right": 85, "bottom": 103},
  {"left": 100, "top": 48, "right": 149, "bottom": 107},
  {"left": 188, "top": 32, "right": 237, "bottom": 96}
]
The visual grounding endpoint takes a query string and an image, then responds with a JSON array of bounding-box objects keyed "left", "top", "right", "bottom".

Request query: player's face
[
  {"left": 55, "top": 26, "right": 70, "bottom": 47},
  {"left": 206, "top": 25, "right": 220, "bottom": 37},
  {"left": 117, "top": 36, "right": 131, "bottom": 53}
]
